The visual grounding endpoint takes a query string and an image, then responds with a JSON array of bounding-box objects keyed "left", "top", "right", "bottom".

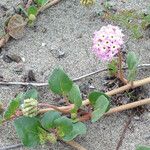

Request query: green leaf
[
  {"left": 108, "top": 60, "right": 117, "bottom": 76},
  {"left": 35, "top": 0, "right": 48, "bottom": 6},
  {"left": 127, "top": 67, "right": 137, "bottom": 81},
  {"left": 131, "top": 25, "right": 143, "bottom": 39},
  {"left": 4, "top": 93, "right": 23, "bottom": 119},
  {"left": 23, "top": 89, "right": 38, "bottom": 100},
  {"left": 14, "top": 116, "right": 41, "bottom": 147},
  {"left": 127, "top": 51, "right": 138, "bottom": 70},
  {"left": 41, "top": 111, "right": 61, "bottom": 129},
  {"left": 136, "top": 145, "right": 150, "bottom": 150},
  {"left": 27, "top": 6, "right": 38, "bottom": 16},
  {"left": 142, "top": 14, "right": 150, "bottom": 29},
  {"left": 68, "top": 84, "right": 82, "bottom": 108},
  {"left": 0, "top": 115, "right": 3, "bottom": 125},
  {"left": 18, "top": 4, "right": 28, "bottom": 17},
  {"left": 127, "top": 52, "right": 138, "bottom": 81},
  {"left": 48, "top": 68, "right": 73, "bottom": 95},
  {"left": 91, "top": 95, "right": 110, "bottom": 122},
  {"left": 54, "top": 116, "right": 73, "bottom": 137},
  {"left": 89, "top": 91, "right": 110, "bottom": 106},
  {"left": 63, "top": 122, "right": 86, "bottom": 141}
]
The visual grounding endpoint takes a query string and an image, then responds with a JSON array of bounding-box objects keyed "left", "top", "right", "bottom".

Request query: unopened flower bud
[
  {"left": 29, "top": 14, "right": 36, "bottom": 21},
  {"left": 80, "top": 0, "right": 95, "bottom": 6},
  {"left": 21, "top": 98, "right": 38, "bottom": 117}
]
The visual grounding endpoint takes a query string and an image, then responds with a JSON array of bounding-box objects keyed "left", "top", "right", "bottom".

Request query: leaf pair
[
  {"left": 4, "top": 89, "right": 38, "bottom": 120},
  {"left": 41, "top": 111, "right": 86, "bottom": 141},
  {"left": 14, "top": 110, "right": 87, "bottom": 147},
  {"left": 48, "top": 68, "right": 82, "bottom": 109},
  {"left": 89, "top": 92, "right": 110, "bottom": 122}
]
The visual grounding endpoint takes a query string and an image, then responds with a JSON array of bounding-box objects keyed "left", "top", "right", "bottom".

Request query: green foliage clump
[
  {"left": 1, "top": 68, "right": 110, "bottom": 147},
  {"left": 105, "top": 10, "right": 150, "bottom": 39}
]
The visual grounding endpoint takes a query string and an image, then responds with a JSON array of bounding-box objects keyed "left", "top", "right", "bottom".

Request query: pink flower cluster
[{"left": 92, "top": 25, "right": 124, "bottom": 61}]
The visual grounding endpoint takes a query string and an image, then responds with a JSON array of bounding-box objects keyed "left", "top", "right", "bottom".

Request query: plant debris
[
  {"left": 7, "top": 14, "right": 27, "bottom": 39},
  {"left": 2, "top": 54, "right": 22, "bottom": 63}
]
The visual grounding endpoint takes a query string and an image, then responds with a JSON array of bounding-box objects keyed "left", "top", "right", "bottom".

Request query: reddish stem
[
  {"left": 117, "top": 51, "right": 128, "bottom": 84},
  {"left": 79, "top": 113, "right": 91, "bottom": 122}
]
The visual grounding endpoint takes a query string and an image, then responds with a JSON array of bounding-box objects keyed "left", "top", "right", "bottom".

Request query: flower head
[
  {"left": 92, "top": 25, "right": 124, "bottom": 61},
  {"left": 21, "top": 98, "right": 38, "bottom": 117}
]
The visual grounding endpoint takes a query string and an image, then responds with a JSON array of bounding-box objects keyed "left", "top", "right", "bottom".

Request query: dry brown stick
[
  {"left": 82, "top": 77, "right": 150, "bottom": 106},
  {"left": 117, "top": 51, "right": 128, "bottom": 84},
  {"left": 0, "top": 34, "right": 10, "bottom": 48},
  {"left": 39, "top": 98, "right": 150, "bottom": 115},
  {"left": 105, "top": 98, "right": 150, "bottom": 115},
  {"left": 115, "top": 115, "right": 133, "bottom": 150},
  {"left": 64, "top": 141, "right": 87, "bottom": 150}
]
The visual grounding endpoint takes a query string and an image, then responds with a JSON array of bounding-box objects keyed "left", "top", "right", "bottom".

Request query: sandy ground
[{"left": 0, "top": 0, "right": 150, "bottom": 150}]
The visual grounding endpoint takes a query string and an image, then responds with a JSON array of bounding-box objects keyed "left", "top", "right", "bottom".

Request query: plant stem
[
  {"left": 0, "top": 34, "right": 10, "bottom": 48},
  {"left": 83, "top": 77, "right": 150, "bottom": 106},
  {"left": 39, "top": 77, "right": 150, "bottom": 114},
  {"left": 117, "top": 51, "right": 128, "bottom": 84},
  {"left": 105, "top": 98, "right": 150, "bottom": 115},
  {"left": 79, "top": 98, "right": 150, "bottom": 121}
]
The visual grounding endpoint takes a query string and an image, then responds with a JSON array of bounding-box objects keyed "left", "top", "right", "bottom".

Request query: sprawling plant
[
  {"left": 0, "top": 24, "right": 145, "bottom": 149},
  {"left": 0, "top": 68, "right": 110, "bottom": 147}
]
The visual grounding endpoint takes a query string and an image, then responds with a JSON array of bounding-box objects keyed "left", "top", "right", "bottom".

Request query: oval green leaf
[
  {"left": 4, "top": 93, "right": 23, "bottom": 119},
  {"left": 23, "top": 89, "right": 38, "bottom": 100},
  {"left": 91, "top": 95, "right": 110, "bottom": 122},
  {"left": 89, "top": 91, "right": 110, "bottom": 106},
  {"left": 27, "top": 6, "right": 38, "bottom": 16},
  {"left": 41, "top": 111, "right": 61, "bottom": 129},
  {"left": 62, "top": 122, "right": 86, "bottom": 141},
  {"left": 14, "top": 116, "right": 41, "bottom": 147},
  {"left": 54, "top": 116, "right": 73, "bottom": 136},
  {"left": 68, "top": 84, "right": 82, "bottom": 108},
  {"left": 48, "top": 68, "right": 73, "bottom": 95}
]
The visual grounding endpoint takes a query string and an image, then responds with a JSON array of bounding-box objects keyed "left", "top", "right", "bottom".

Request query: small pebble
[
  {"left": 2, "top": 54, "right": 22, "bottom": 63},
  {"left": 133, "top": 116, "right": 140, "bottom": 121},
  {"left": 42, "top": 43, "right": 46, "bottom": 47},
  {"left": 21, "top": 57, "right": 25, "bottom": 62},
  {"left": 13, "top": 64, "right": 24, "bottom": 75},
  {"left": 50, "top": 44, "right": 65, "bottom": 58}
]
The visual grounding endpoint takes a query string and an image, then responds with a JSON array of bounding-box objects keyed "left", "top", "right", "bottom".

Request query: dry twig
[
  {"left": 0, "top": 64, "right": 149, "bottom": 87},
  {"left": 115, "top": 115, "right": 133, "bottom": 150},
  {"left": 39, "top": 76, "right": 150, "bottom": 113}
]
